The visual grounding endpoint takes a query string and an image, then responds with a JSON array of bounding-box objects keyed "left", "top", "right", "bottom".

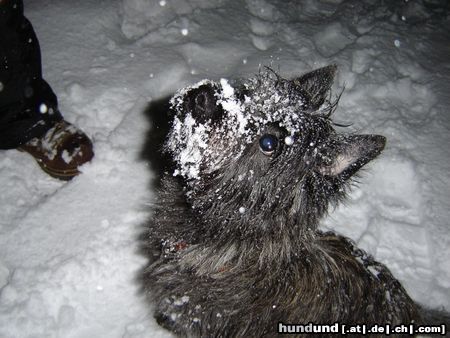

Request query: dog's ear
[
  {"left": 293, "top": 65, "right": 337, "bottom": 111},
  {"left": 183, "top": 83, "right": 223, "bottom": 124},
  {"left": 318, "top": 134, "right": 386, "bottom": 180}
]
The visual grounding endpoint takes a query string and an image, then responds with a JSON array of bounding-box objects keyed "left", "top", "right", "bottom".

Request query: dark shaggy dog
[{"left": 142, "top": 65, "right": 423, "bottom": 337}]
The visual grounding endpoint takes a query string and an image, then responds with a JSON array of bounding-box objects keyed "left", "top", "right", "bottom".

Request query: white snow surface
[{"left": 0, "top": 0, "right": 449, "bottom": 337}]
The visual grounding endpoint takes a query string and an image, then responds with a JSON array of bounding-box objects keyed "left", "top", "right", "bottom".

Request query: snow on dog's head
[
  {"left": 164, "top": 65, "right": 385, "bottom": 225},
  {"left": 166, "top": 66, "right": 339, "bottom": 180}
]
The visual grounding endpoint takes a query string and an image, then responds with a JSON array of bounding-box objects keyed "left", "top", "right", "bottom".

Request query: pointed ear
[
  {"left": 293, "top": 65, "right": 337, "bottom": 111},
  {"left": 318, "top": 135, "right": 386, "bottom": 180}
]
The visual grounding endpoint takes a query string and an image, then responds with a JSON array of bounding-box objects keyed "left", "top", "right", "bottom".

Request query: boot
[{"left": 19, "top": 120, "right": 94, "bottom": 180}]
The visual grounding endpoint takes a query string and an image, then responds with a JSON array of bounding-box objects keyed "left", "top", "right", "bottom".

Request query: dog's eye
[{"left": 259, "top": 134, "right": 279, "bottom": 156}]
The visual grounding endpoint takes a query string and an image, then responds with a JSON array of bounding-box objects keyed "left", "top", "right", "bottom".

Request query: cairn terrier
[{"left": 141, "top": 65, "right": 423, "bottom": 337}]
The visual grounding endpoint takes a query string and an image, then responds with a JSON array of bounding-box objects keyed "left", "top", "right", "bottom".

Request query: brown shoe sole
[{"left": 18, "top": 147, "right": 81, "bottom": 180}]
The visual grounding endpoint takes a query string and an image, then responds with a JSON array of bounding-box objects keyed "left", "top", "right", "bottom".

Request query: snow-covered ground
[{"left": 0, "top": 0, "right": 449, "bottom": 337}]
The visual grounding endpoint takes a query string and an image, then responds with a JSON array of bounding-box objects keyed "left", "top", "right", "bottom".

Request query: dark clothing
[{"left": 0, "top": 0, "right": 62, "bottom": 149}]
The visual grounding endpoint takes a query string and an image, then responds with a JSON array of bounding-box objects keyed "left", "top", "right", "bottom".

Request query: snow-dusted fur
[{"left": 142, "top": 66, "right": 420, "bottom": 337}]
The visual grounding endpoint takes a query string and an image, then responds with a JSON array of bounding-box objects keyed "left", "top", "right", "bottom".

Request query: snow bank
[{"left": 120, "top": 0, "right": 224, "bottom": 39}]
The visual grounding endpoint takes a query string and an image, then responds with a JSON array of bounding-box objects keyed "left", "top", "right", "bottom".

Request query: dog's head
[{"left": 164, "top": 66, "right": 385, "bottom": 236}]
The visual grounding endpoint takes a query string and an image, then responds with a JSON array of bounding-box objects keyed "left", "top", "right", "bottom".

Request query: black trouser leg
[{"left": 0, "top": 0, "right": 62, "bottom": 150}]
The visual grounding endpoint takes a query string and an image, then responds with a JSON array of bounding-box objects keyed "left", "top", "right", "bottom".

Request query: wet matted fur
[{"left": 141, "top": 66, "right": 423, "bottom": 337}]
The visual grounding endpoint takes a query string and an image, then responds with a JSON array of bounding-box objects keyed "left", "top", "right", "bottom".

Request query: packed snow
[{"left": 0, "top": 0, "right": 449, "bottom": 337}]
